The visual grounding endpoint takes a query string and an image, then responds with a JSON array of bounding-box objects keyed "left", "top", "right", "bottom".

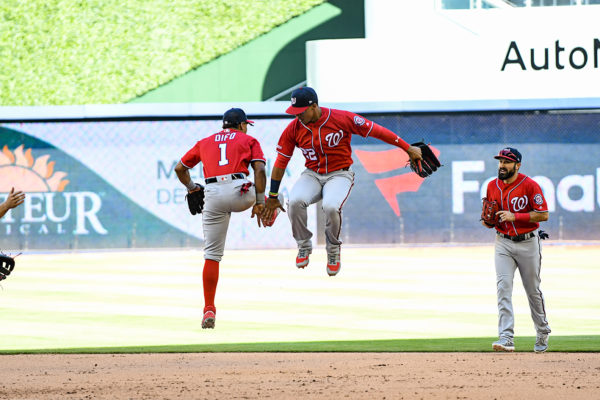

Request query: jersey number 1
[{"left": 218, "top": 143, "right": 229, "bottom": 166}]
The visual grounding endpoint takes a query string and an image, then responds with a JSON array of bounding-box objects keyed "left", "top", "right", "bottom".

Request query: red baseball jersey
[
  {"left": 180, "top": 129, "right": 265, "bottom": 178},
  {"left": 274, "top": 107, "right": 409, "bottom": 174},
  {"left": 486, "top": 173, "right": 548, "bottom": 236}
]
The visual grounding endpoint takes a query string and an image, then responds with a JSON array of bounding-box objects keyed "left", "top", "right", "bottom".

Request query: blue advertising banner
[
  {"left": 343, "top": 111, "right": 600, "bottom": 243},
  {"left": 1, "top": 110, "right": 598, "bottom": 250},
  {"left": 0, "top": 120, "right": 309, "bottom": 250}
]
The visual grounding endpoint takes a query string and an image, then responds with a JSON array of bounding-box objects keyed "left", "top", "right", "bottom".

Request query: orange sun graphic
[{"left": 0, "top": 145, "right": 69, "bottom": 192}]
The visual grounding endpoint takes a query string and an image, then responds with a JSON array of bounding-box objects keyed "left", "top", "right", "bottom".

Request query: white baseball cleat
[
  {"left": 534, "top": 334, "right": 549, "bottom": 353},
  {"left": 492, "top": 337, "right": 515, "bottom": 352}
]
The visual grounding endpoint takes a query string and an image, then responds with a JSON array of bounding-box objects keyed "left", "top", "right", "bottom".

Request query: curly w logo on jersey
[
  {"left": 325, "top": 130, "right": 344, "bottom": 147},
  {"left": 511, "top": 195, "right": 528, "bottom": 211},
  {"left": 354, "top": 145, "right": 441, "bottom": 216}
]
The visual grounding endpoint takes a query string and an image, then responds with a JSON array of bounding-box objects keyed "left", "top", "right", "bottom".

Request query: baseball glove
[
  {"left": 481, "top": 197, "right": 500, "bottom": 227},
  {"left": 0, "top": 254, "right": 15, "bottom": 281},
  {"left": 185, "top": 184, "right": 205, "bottom": 215},
  {"left": 410, "top": 142, "right": 441, "bottom": 178}
]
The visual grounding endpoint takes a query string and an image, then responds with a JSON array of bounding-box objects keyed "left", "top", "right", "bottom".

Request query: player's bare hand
[
  {"left": 5, "top": 187, "right": 25, "bottom": 209},
  {"left": 262, "top": 197, "right": 285, "bottom": 222},
  {"left": 406, "top": 145, "right": 423, "bottom": 164},
  {"left": 251, "top": 204, "right": 265, "bottom": 227},
  {"left": 496, "top": 210, "right": 515, "bottom": 223}
]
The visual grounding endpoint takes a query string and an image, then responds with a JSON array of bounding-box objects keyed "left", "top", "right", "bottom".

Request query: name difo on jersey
[
  {"left": 452, "top": 161, "right": 600, "bottom": 213},
  {"left": 0, "top": 192, "right": 107, "bottom": 236}
]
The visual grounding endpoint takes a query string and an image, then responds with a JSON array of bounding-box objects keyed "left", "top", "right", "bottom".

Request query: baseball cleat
[
  {"left": 202, "top": 310, "right": 216, "bottom": 329},
  {"left": 296, "top": 248, "right": 311, "bottom": 269},
  {"left": 492, "top": 337, "right": 515, "bottom": 352},
  {"left": 534, "top": 334, "right": 549, "bottom": 353},
  {"left": 326, "top": 253, "right": 341, "bottom": 276}
]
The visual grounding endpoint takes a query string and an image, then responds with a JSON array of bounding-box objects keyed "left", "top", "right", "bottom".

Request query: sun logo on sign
[{"left": 0, "top": 145, "right": 69, "bottom": 192}]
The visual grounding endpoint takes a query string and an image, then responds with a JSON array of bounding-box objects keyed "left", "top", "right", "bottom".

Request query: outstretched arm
[{"left": 369, "top": 123, "right": 422, "bottom": 164}]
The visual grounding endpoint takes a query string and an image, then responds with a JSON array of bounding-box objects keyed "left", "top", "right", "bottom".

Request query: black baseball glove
[
  {"left": 0, "top": 254, "right": 15, "bottom": 281},
  {"left": 185, "top": 184, "right": 205, "bottom": 215},
  {"left": 410, "top": 142, "right": 441, "bottom": 178}
]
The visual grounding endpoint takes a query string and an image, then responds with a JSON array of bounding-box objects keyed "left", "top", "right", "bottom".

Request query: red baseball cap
[
  {"left": 494, "top": 147, "right": 522, "bottom": 163},
  {"left": 286, "top": 87, "right": 318, "bottom": 115}
]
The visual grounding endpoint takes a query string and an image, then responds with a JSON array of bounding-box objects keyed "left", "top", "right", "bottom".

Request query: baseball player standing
[
  {"left": 482, "top": 147, "right": 551, "bottom": 352},
  {"left": 261, "top": 87, "right": 423, "bottom": 276},
  {"left": 175, "top": 108, "right": 267, "bottom": 329}
]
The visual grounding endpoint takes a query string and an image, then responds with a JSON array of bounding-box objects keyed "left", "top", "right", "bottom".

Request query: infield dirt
[{"left": 2, "top": 352, "right": 599, "bottom": 399}]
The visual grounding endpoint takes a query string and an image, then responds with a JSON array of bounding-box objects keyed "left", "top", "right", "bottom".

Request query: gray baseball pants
[
  {"left": 287, "top": 168, "right": 354, "bottom": 255},
  {"left": 495, "top": 230, "right": 551, "bottom": 339},
  {"left": 202, "top": 176, "right": 255, "bottom": 262}
]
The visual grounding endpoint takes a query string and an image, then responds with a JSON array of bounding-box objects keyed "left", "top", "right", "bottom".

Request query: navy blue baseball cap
[
  {"left": 223, "top": 108, "right": 254, "bottom": 126},
  {"left": 286, "top": 87, "right": 318, "bottom": 115},
  {"left": 494, "top": 147, "right": 522, "bottom": 163}
]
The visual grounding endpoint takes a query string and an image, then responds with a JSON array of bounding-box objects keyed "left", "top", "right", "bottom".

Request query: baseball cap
[
  {"left": 286, "top": 87, "right": 318, "bottom": 115},
  {"left": 494, "top": 147, "right": 522, "bottom": 163},
  {"left": 223, "top": 108, "right": 254, "bottom": 126}
]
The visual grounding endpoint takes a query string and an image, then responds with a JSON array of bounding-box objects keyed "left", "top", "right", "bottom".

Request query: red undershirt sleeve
[{"left": 368, "top": 123, "right": 410, "bottom": 151}]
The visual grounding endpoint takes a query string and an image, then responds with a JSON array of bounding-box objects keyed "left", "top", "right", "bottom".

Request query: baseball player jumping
[
  {"left": 482, "top": 147, "right": 551, "bottom": 352},
  {"left": 175, "top": 108, "right": 267, "bottom": 329},
  {"left": 261, "top": 87, "right": 423, "bottom": 276}
]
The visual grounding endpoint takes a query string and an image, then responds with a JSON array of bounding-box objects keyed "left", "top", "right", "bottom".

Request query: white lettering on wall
[
  {"left": 73, "top": 192, "right": 108, "bottom": 234},
  {"left": 556, "top": 175, "right": 594, "bottom": 212},
  {"left": 452, "top": 161, "right": 484, "bottom": 214}
]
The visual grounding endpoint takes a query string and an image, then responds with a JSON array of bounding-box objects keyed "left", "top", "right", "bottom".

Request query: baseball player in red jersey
[
  {"left": 175, "top": 108, "right": 267, "bottom": 329},
  {"left": 483, "top": 147, "right": 551, "bottom": 352},
  {"left": 262, "top": 87, "right": 423, "bottom": 276}
]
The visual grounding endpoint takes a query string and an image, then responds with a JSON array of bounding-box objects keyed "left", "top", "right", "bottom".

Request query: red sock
[{"left": 203, "top": 259, "right": 219, "bottom": 313}]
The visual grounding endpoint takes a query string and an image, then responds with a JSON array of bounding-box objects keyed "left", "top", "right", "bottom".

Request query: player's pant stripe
[
  {"left": 536, "top": 235, "right": 548, "bottom": 320},
  {"left": 334, "top": 178, "right": 355, "bottom": 241}
]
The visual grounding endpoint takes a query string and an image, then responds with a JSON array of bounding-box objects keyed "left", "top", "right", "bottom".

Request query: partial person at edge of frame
[{"left": 0, "top": 187, "right": 26, "bottom": 219}]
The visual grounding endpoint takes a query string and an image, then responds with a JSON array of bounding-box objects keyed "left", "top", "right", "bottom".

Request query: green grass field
[{"left": 1, "top": 245, "right": 599, "bottom": 353}]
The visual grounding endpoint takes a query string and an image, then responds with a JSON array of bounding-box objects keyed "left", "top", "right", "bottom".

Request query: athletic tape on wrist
[
  {"left": 255, "top": 192, "right": 265, "bottom": 205},
  {"left": 185, "top": 181, "right": 197, "bottom": 191}
]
